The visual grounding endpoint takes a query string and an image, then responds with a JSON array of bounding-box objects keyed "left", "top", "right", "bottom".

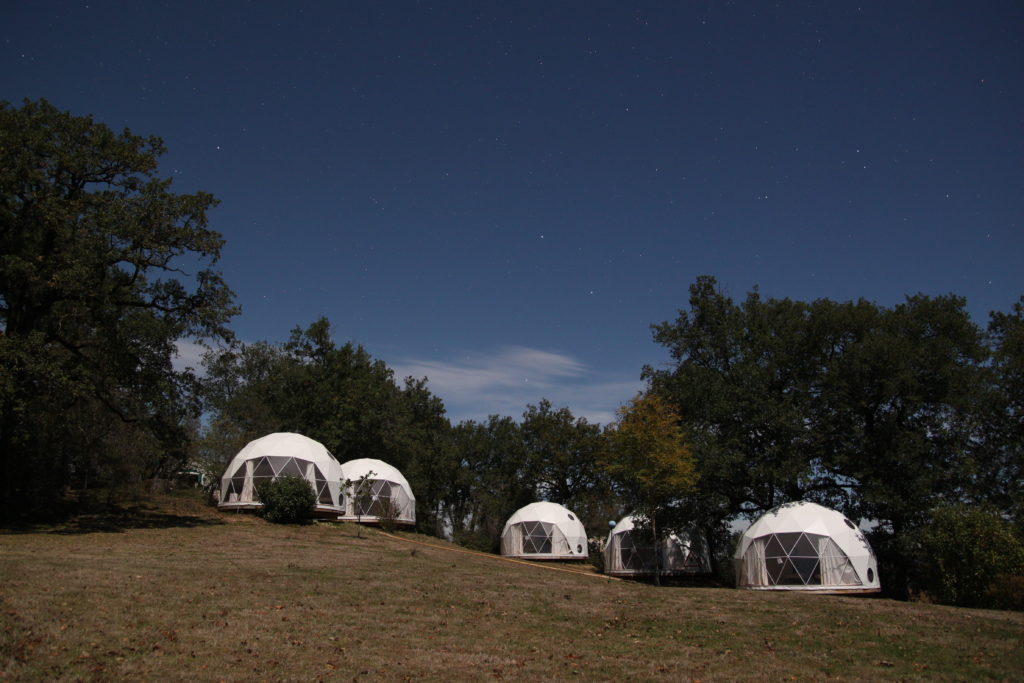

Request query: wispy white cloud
[{"left": 392, "top": 345, "right": 644, "bottom": 426}]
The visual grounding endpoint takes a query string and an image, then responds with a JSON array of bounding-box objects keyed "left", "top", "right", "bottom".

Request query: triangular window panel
[
  {"left": 357, "top": 494, "right": 381, "bottom": 517},
  {"left": 790, "top": 533, "right": 818, "bottom": 558},
  {"left": 766, "top": 555, "right": 788, "bottom": 584},
  {"left": 682, "top": 551, "right": 703, "bottom": 569},
  {"left": 251, "top": 457, "right": 274, "bottom": 479},
  {"left": 792, "top": 557, "right": 821, "bottom": 584},
  {"left": 518, "top": 524, "right": 533, "bottom": 553},
  {"left": 317, "top": 481, "right": 333, "bottom": 505},
  {"left": 775, "top": 532, "right": 803, "bottom": 555},
  {"left": 775, "top": 558, "right": 805, "bottom": 585},
  {"left": 839, "top": 560, "right": 861, "bottom": 585},
  {"left": 763, "top": 534, "right": 787, "bottom": 559},
  {"left": 266, "top": 456, "right": 291, "bottom": 476},
  {"left": 278, "top": 458, "right": 305, "bottom": 478}
]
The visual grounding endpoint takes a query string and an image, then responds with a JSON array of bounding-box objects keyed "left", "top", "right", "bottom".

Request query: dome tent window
[
  {"left": 356, "top": 479, "right": 399, "bottom": 518},
  {"left": 224, "top": 455, "right": 334, "bottom": 506},
  {"left": 514, "top": 520, "right": 554, "bottom": 554}
]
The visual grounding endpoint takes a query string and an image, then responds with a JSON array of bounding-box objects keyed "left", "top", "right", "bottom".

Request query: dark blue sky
[{"left": 5, "top": 2, "right": 1023, "bottom": 423}]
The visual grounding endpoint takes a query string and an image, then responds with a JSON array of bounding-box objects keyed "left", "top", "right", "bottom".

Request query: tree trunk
[{"left": 651, "top": 510, "right": 661, "bottom": 587}]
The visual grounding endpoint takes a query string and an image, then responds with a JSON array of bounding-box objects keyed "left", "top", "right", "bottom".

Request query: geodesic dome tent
[
  {"left": 604, "top": 515, "right": 710, "bottom": 577},
  {"left": 500, "top": 502, "right": 588, "bottom": 560},
  {"left": 218, "top": 432, "right": 343, "bottom": 515},
  {"left": 735, "top": 501, "right": 880, "bottom": 593},
  {"left": 337, "top": 458, "right": 416, "bottom": 526}
]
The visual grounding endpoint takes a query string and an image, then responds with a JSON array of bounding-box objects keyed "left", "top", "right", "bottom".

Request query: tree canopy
[
  {"left": 3, "top": 100, "right": 1019, "bottom": 605},
  {"left": 0, "top": 99, "right": 236, "bottom": 519},
  {"left": 199, "top": 317, "right": 451, "bottom": 534},
  {"left": 602, "top": 392, "right": 698, "bottom": 582},
  {"left": 645, "top": 275, "right": 1018, "bottom": 597}
]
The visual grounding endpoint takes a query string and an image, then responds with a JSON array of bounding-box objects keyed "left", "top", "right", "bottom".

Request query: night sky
[{"left": 5, "top": 2, "right": 1022, "bottom": 424}]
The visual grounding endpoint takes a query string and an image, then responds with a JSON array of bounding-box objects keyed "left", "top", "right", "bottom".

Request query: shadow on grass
[{"left": 3, "top": 501, "right": 225, "bottom": 535}]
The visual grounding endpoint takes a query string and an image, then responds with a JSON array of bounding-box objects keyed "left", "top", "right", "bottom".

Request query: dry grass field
[{"left": 2, "top": 491, "right": 1022, "bottom": 682}]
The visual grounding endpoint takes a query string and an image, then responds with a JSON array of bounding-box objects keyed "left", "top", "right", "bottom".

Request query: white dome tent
[
  {"left": 604, "top": 515, "right": 710, "bottom": 577},
  {"left": 337, "top": 458, "right": 416, "bottom": 527},
  {"left": 218, "top": 432, "right": 344, "bottom": 516},
  {"left": 500, "top": 502, "right": 588, "bottom": 560},
  {"left": 735, "top": 501, "right": 881, "bottom": 593}
]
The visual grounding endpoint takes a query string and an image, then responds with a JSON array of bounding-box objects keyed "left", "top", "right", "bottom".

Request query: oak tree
[{"left": 0, "top": 99, "right": 236, "bottom": 518}]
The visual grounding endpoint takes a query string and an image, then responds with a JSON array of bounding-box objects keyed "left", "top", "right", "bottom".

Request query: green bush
[
  {"left": 919, "top": 504, "right": 1024, "bottom": 609},
  {"left": 376, "top": 495, "right": 401, "bottom": 533},
  {"left": 986, "top": 574, "right": 1024, "bottom": 611},
  {"left": 587, "top": 537, "right": 605, "bottom": 573},
  {"left": 453, "top": 528, "right": 496, "bottom": 553},
  {"left": 255, "top": 476, "right": 316, "bottom": 524}
]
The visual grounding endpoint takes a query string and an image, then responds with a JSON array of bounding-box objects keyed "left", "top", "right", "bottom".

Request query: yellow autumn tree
[{"left": 603, "top": 392, "right": 698, "bottom": 583}]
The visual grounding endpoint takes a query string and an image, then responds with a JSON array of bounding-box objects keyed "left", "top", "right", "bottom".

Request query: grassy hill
[{"left": 2, "top": 492, "right": 1022, "bottom": 681}]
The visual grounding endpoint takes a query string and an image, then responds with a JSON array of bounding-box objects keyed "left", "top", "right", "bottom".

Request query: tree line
[
  {"left": 2, "top": 99, "right": 1021, "bottom": 605},
  {"left": 644, "top": 276, "right": 1023, "bottom": 599}
]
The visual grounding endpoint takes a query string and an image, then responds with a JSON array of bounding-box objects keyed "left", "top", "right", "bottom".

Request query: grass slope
[{"left": 2, "top": 492, "right": 1022, "bottom": 681}]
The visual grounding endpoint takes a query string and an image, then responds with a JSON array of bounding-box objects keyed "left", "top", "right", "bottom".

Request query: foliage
[
  {"left": 587, "top": 536, "right": 606, "bottom": 573},
  {"left": 340, "top": 471, "right": 376, "bottom": 538},
  {"left": 646, "top": 279, "right": 819, "bottom": 516},
  {"left": 603, "top": 392, "right": 698, "bottom": 583},
  {"left": 521, "top": 399, "right": 616, "bottom": 532},
  {"left": 199, "top": 317, "right": 451, "bottom": 534},
  {"left": 644, "top": 275, "right": 999, "bottom": 596},
  {"left": 254, "top": 476, "right": 316, "bottom": 524},
  {"left": 376, "top": 494, "right": 403, "bottom": 533},
  {"left": 446, "top": 416, "right": 534, "bottom": 552},
  {"left": 603, "top": 393, "right": 697, "bottom": 508},
  {"left": 0, "top": 99, "right": 236, "bottom": 520},
  {"left": 976, "top": 297, "right": 1024, "bottom": 523},
  {"left": 918, "top": 504, "right": 1024, "bottom": 609},
  {"left": 985, "top": 575, "right": 1024, "bottom": 612},
  {"left": 344, "top": 471, "right": 376, "bottom": 522}
]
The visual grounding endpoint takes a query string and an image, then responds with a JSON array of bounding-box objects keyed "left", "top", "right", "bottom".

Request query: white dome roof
[
  {"left": 501, "top": 502, "right": 588, "bottom": 559},
  {"left": 735, "top": 501, "right": 880, "bottom": 592},
  {"left": 339, "top": 458, "right": 412, "bottom": 491},
  {"left": 608, "top": 514, "right": 643, "bottom": 535},
  {"left": 504, "top": 501, "right": 583, "bottom": 528},
  {"left": 228, "top": 432, "right": 339, "bottom": 471},
  {"left": 608, "top": 514, "right": 692, "bottom": 541},
  {"left": 738, "top": 501, "right": 868, "bottom": 550}
]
